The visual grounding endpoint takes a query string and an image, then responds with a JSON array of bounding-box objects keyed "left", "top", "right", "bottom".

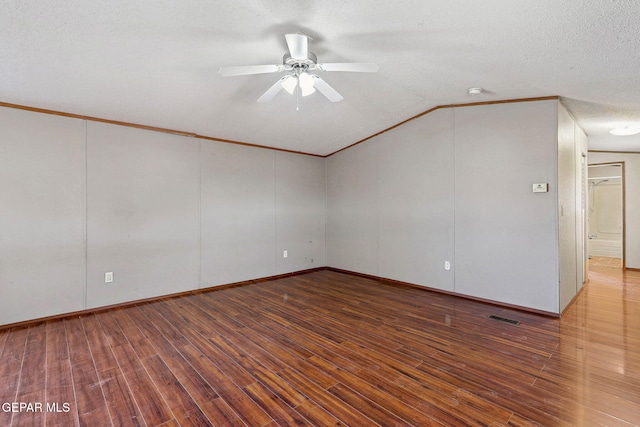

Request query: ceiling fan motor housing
[{"left": 283, "top": 52, "right": 318, "bottom": 70}]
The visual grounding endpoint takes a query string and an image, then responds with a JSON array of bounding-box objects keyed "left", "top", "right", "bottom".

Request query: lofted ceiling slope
[{"left": 2, "top": 1, "right": 640, "bottom": 155}]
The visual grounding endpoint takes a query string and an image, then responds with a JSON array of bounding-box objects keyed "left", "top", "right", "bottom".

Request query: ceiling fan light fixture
[
  {"left": 299, "top": 72, "right": 316, "bottom": 96},
  {"left": 301, "top": 86, "right": 316, "bottom": 97},
  {"left": 219, "top": 33, "right": 377, "bottom": 105},
  {"left": 609, "top": 125, "right": 640, "bottom": 136},
  {"left": 281, "top": 75, "right": 297, "bottom": 94}
]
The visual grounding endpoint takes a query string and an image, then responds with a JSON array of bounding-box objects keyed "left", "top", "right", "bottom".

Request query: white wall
[
  {"left": 455, "top": 101, "right": 560, "bottom": 312},
  {"left": 200, "top": 143, "right": 326, "bottom": 287},
  {"left": 2, "top": 98, "right": 590, "bottom": 324},
  {"left": 201, "top": 142, "right": 276, "bottom": 286},
  {"left": 274, "top": 152, "right": 327, "bottom": 273},
  {"left": 327, "top": 108, "right": 455, "bottom": 291},
  {"left": 86, "top": 122, "right": 201, "bottom": 308},
  {"left": 326, "top": 140, "right": 379, "bottom": 275},
  {"left": 588, "top": 152, "right": 640, "bottom": 268},
  {"left": 378, "top": 108, "right": 455, "bottom": 290},
  {"left": 0, "top": 106, "right": 326, "bottom": 325},
  {"left": 0, "top": 108, "right": 85, "bottom": 324},
  {"left": 328, "top": 99, "right": 567, "bottom": 313}
]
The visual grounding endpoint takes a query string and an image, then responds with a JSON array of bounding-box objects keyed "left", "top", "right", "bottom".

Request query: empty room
[{"left": 1, "top": 1, "right": 640, "bottom": 426}]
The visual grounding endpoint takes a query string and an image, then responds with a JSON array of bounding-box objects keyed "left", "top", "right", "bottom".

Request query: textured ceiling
[{"left": 2, "top": 1, "right": 640, "bottom": 155}]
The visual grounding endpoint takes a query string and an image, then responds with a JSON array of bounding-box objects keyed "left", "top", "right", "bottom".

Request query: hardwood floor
[
  {"left": 588, "top": 256, "right": 623, "bottom": 269},
  {"left": 1, "top": 268, "right": 639, "bottom": 426}
]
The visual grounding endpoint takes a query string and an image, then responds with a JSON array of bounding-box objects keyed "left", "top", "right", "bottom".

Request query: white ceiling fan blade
[
  {"left": 312, "top": 76, "right": 343, "bottom": 102},
  {"left": 219, "top": 64, "right": 281, "bottom": 77},
  {"left": 319, "top": 63, "right": 379, "bottom": 73},
  {"left": 285, "top": 33, "right": 308, "bottom": 60},
  {"left": 257, "top": 77, "right": 286, "bottom": 103}
]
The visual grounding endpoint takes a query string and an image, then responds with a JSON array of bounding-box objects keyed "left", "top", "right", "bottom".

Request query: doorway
[{"left": 587, "top": 163, "right": 624, "bottom": 269}]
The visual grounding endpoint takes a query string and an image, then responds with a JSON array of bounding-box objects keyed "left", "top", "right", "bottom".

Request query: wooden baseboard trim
[
  {"left": 2, "top": 265, "right": 564, "bottom": 330},
  {"left": 0, "top": 267, "right": 325, "bottom": 331},
  {"left": 325, "top": 267, "right": 560, "bottom": 318},
  {"left": 625, "top": 267, "right": 640, "bottom": 272}
]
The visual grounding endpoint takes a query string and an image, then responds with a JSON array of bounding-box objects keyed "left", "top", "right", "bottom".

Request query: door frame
[{"left": 587, "top": 161, "right": 626, "bottom": 269}]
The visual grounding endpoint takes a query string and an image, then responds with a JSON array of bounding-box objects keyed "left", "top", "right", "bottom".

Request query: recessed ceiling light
[
  {"left": 467, "top": 87, "right": 483, "bottom": 96},
  {"left": 610, "top": 126, "right": 640, "bottom": 136}
]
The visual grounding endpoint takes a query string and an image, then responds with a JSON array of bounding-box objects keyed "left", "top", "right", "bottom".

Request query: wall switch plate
[
  {"left": 533, "top": 183, "right": 549, "bottom": 193},
  {"left": 105, "top": 272, "right": 113, "bottom": 283},
  {"left": 283, "top": 250, "right": 288, "bottom": 258},
  {"left": 444, "top": 261, "right": 451, "bottom": 271}
]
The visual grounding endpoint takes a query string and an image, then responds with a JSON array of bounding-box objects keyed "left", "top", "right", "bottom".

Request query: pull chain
[{"left": 295, "top": 70, "right": 300, "bottom": 111}]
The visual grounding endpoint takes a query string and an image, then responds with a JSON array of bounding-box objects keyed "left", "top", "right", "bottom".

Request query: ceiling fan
[{"left": 218, "top": 33, "right": 378, "bottom": 105}]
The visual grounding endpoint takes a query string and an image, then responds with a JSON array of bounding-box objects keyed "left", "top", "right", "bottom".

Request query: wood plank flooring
[
  {"left": 1, "top": 267, "right": 639, "bottom": 426},
  {"left": 588, "top": 256, "right": 623, "bottom": 269}
]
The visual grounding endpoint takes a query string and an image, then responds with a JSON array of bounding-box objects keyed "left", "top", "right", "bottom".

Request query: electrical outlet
[
  {"left": 444, "top": 261, "right": 451, "bottom": 271},
  {"left": 105, "top": 272, "right": 113, "bottom": 283},
  {"left": 283, "top": 250, "right": 288, "bottom": 258}
]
